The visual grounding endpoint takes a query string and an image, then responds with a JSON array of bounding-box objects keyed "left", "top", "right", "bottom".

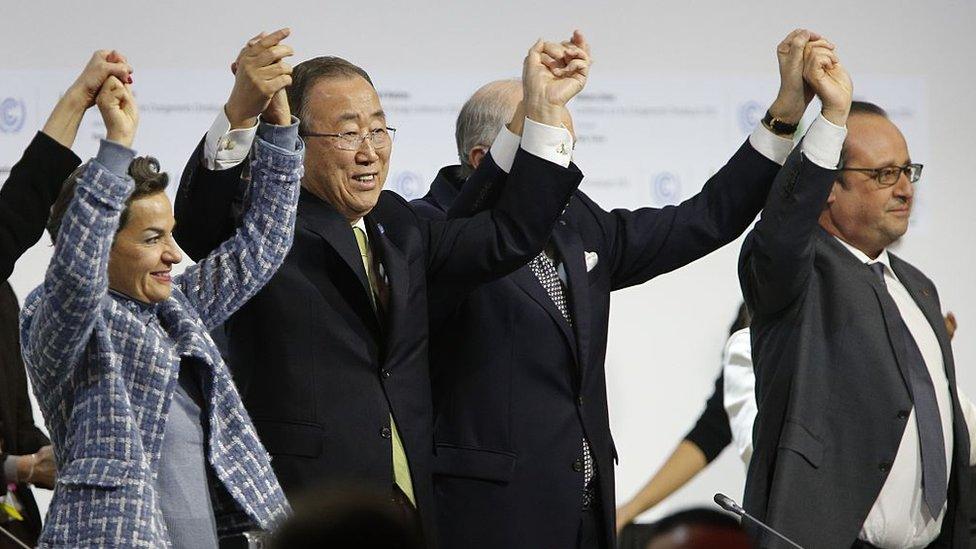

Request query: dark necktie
[
  {"left": 869, "top": 262, "right": 947, "bottom": 516},
  {"left": 528, "top": 252, "right": 596, "bottom": 509}
]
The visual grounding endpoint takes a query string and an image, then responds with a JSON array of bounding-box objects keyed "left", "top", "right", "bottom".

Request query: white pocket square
[{"left": 584, "top": 251, "right": 599, "bottom": 272}]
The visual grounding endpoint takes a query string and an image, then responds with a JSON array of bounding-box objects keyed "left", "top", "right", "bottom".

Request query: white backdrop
[{"left": 2, "top": 0, "right": 974, "bottom": 524}]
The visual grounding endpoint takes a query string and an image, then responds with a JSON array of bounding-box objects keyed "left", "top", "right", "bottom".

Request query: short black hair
[
  {"left": 287, "top": 56, "right": 375, "bottom": 133},
  {"left": 47, "top": 156, "right": 169, "bottom": 243}
]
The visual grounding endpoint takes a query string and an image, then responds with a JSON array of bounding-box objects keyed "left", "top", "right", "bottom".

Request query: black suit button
[
  {"left": 381, "top": 427, "right": 392, "bottom": 439},
  {"left": 572, "top": 459, "right": 583, "bottom": 472},
  {"left": 897, "top": 410, "right": 909, "bottom": 419},
  {"left": 879, "top": 462, "right": 890, "bottom": 473},
  {"left": 381, "top": 369, "right": 391, "bottom": 379}
]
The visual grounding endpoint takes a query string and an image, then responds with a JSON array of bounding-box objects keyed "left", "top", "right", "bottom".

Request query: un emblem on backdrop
[
  {"left": 651, "top": 172, "right": 681, "bottom": 205},
  {"left": 738, "top": 100, "right": 764, "bottom": 134},
  {"left": 390, "top": 171, "right": 425, "bottom": 200},
  {"left": 0, "top": 98, "right": 26, "bottom": 134}
]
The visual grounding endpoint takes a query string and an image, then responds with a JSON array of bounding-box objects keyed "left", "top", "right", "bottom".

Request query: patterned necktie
[
  {"left": 528, "top": 252, "right": 596, "bottom": 508},
  {"left": 353, "top": 226, "right": 416, "bottom": 506},
  {"left": 869, "top": 262, "right": 947, "bottom": 516}
]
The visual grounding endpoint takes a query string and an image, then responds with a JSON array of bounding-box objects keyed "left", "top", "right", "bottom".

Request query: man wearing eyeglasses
[
  {"left": 739, "top": 42, "right": 972, "bottom": 547},
  {"left": 174, "top": 29, "right": 587, "bottom": 546}
]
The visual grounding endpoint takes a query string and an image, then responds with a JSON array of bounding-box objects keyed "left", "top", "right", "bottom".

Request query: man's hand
[
  {"left": 945, "top": 312, "right": 957, "bottom": 340},
  {"left": 66, "top": 50, "right": 133, "bottom": 110},
  {"left": 522, "top": 30, "right": 591, "bottom": 126},
  {"left": 225, "top": 28, "right": 294, "bottom": 129},
  {"left": 768, "top": 29, "right": 831, "bottom": 126},
  {"left": 262, "top": 89, "right": 291, "bottom": 126},
  {"left": 96, "top": 76, "right": 139, "bottom": 148},
  {"left": 802, "top": 41, "right": 853, "bottom": 127},
  {"left": 15, "top": 445, "right": 56, "bottom": 490}
]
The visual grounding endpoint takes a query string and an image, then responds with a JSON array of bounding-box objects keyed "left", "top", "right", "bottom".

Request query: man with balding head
[
  {"left": 740, "top": 43, "right": 972, "bottom": 547},
  {"left": 411, "top": 29, "right": 829, "bottom": 549}
]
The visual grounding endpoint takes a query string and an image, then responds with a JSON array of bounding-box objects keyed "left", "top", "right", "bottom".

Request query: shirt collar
[
  {"left": 833, "top": 235, "right": 892, "bottom": 275},
  {"left": 352, "top": 217, "right": 368, "bottom": 243}
]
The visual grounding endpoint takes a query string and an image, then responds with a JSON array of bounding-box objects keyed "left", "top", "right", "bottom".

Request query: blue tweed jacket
[{"left": 20, "top": 131, "right": 303, "bottom": 548}]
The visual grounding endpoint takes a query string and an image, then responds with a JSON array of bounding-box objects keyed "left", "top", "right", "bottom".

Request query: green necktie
[{"left": 353, "top": 226, "right": 416, "bottom": 506}]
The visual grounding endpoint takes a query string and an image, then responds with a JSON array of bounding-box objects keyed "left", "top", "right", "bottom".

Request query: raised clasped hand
[
  {"left": 96, "top": 75, "right": 139, "bottom": 148},
  {"left": 522, "top": 30, "right": 591, "bottom": 125},
  {"left": 802, "top": 38, "right": 853, "bottom": 127},
  {"left": 225, "top": 28, "right": 294, "bottom": 128}
]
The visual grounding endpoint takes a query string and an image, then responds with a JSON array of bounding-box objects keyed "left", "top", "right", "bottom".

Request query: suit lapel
[
  {"left": 366, "top": 218, "right": 409, "bottom": 342},
  {"left": 297, "top": 189, "right": 380, "bottom": 331},
  {"left": 889, "top": 255, "right": 957, "bottom": 389},
  {"left": 511, "top": 265, "right": 578, "bottom": 364},
  {"left": 552, "top": 225, "right": 591, "bottom": 378}
]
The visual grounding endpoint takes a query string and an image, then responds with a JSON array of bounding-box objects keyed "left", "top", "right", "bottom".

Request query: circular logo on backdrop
[
  {"left": 0, "top": 98, "right": 26, "bottom": 134},
  {"left": 652, "top": 172, "right": 681, "bottom": 205},
  {"left": 390, "top": 171, "right": 425, "bottom": 200},
  {"left": 738, "top": 100, "right": 764, "bottom": 133}
]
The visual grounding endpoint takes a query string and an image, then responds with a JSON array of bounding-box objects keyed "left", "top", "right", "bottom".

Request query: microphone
[{"left": 714, "top": 493, "right": 804, "bottom": 549}]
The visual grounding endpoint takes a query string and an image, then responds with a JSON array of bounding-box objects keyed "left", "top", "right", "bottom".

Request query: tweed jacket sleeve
[
  {"left": 20, "top": 143, "right": 134, "bottom": 396},
  {"left": 175, "top": 124, "right": 303, "bottom": 330}
]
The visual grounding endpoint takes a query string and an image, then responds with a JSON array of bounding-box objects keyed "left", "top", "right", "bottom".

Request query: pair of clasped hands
[{"left": 222, "top": 27, "right": 593, "bottom": 134}]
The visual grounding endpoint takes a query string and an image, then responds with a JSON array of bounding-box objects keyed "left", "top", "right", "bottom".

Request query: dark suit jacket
[
  {"left": 174, "top": 142, "right": 582, "bottom": 544},
  {"left": 1, "top": 132, "right": 81, "bottom": 282},
  {"left": 412, "top": 138, "right": 779, "bottom": 549},
  {"left": 0, "top": 282, "right": 49, "bottom": 547},
  {"left": 739, "top": 146, "right": 970, "bottom": 548}
]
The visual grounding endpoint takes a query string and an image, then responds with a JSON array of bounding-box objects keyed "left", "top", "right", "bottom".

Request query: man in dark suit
[
  {"left": 740, "top": 42, "right": 971, "bottom": 548},
  {"left": 174, "top": 31, "right": 587, "bottom": 544},
  {"left": 410, "top": 30, "right": 827, "bottom": 549}
]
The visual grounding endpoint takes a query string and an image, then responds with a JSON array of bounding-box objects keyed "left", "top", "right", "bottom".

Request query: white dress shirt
[
  {"left": 721, "top": 328, "right": 756, "bottom": 464},
  {"left": 833, "top": 240, "right": 954, "bottom": 548}
]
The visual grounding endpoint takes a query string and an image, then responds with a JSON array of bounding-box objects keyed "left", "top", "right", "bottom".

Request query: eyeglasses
[
  {"left": 838, "top": 163, "right": 923, "bottom": 187},
  {"left": 300, "top": 127, "right": 397, "bottom": 151}
]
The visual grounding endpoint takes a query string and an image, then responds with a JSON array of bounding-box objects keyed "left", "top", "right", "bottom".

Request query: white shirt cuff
[
  {"left": 203, "top": 108, "right": 258, "bottom": 171},
  {"left": 520, "top": 117, "right": 573, "bottom": 168},
  {"left": 801, "top": 114, "right": 847, "bottom": 169},
  {"left": 488, "top": 125, "right": 521, "bottom": 174},
  {"left": 748, "top": 124, "right": 794, "bottom": 166}
]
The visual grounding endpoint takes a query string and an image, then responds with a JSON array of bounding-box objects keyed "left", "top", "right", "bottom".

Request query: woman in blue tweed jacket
[{"left": 19, "top": 71, "right": 301, "bottom": 548}]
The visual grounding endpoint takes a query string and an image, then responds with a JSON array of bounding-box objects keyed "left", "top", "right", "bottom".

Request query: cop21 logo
[
  {"left": 738, "top": 100, "right": 764, "bottom": 134},
  {"left": 390, "top": 171, "right": 425, "bottom": 200},
  {"left": 651, "top": 172, "right": 681, "bottom": 205},
  {"left": 0, "top": 98, "right": 27, "bottom": 134}
]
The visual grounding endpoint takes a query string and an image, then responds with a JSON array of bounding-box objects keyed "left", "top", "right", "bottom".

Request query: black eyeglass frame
[{"left": 838, "top": 163, "right": 923, "bottom": 187}]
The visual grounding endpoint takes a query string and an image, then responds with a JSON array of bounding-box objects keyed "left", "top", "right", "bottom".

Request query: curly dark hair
[{"left": 47, "top": 156, "right": 169, "bottom": 243}]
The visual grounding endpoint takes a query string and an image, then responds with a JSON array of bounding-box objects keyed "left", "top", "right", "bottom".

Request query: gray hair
[{"left": 455, "top": 80, "right": 521, "bottom": 178}]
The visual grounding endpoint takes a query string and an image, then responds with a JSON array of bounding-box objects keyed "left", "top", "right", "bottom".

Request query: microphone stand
[{"left": 714, "top": 493, "right": 804, "bottom": 549}]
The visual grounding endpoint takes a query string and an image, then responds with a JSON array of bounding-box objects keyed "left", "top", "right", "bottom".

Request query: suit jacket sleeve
[
  {"left": 0, "top": 132, "right": 81, "bottom": 281},
  {"left": 425, "top": 148, "right": 582, "bottom": 286},
  {"left": 176, "top": 133, "right": 303, "bottom": 330},
  {"left": 738, "top": 144, "right": 838, "bottom": 318},
  {"left": 444, "top": 152, "right": 508, "bottom": 218},
  {"left": 173, "top": 136, "right": 248, "bottom": 261},
  {"left": 594, "top": 139, "right": 780, "bottom": 291}
]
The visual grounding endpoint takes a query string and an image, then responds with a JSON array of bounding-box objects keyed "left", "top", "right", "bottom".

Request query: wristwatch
[{"left": 761, "top": 110, "right": 799, "bottom": 136}]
